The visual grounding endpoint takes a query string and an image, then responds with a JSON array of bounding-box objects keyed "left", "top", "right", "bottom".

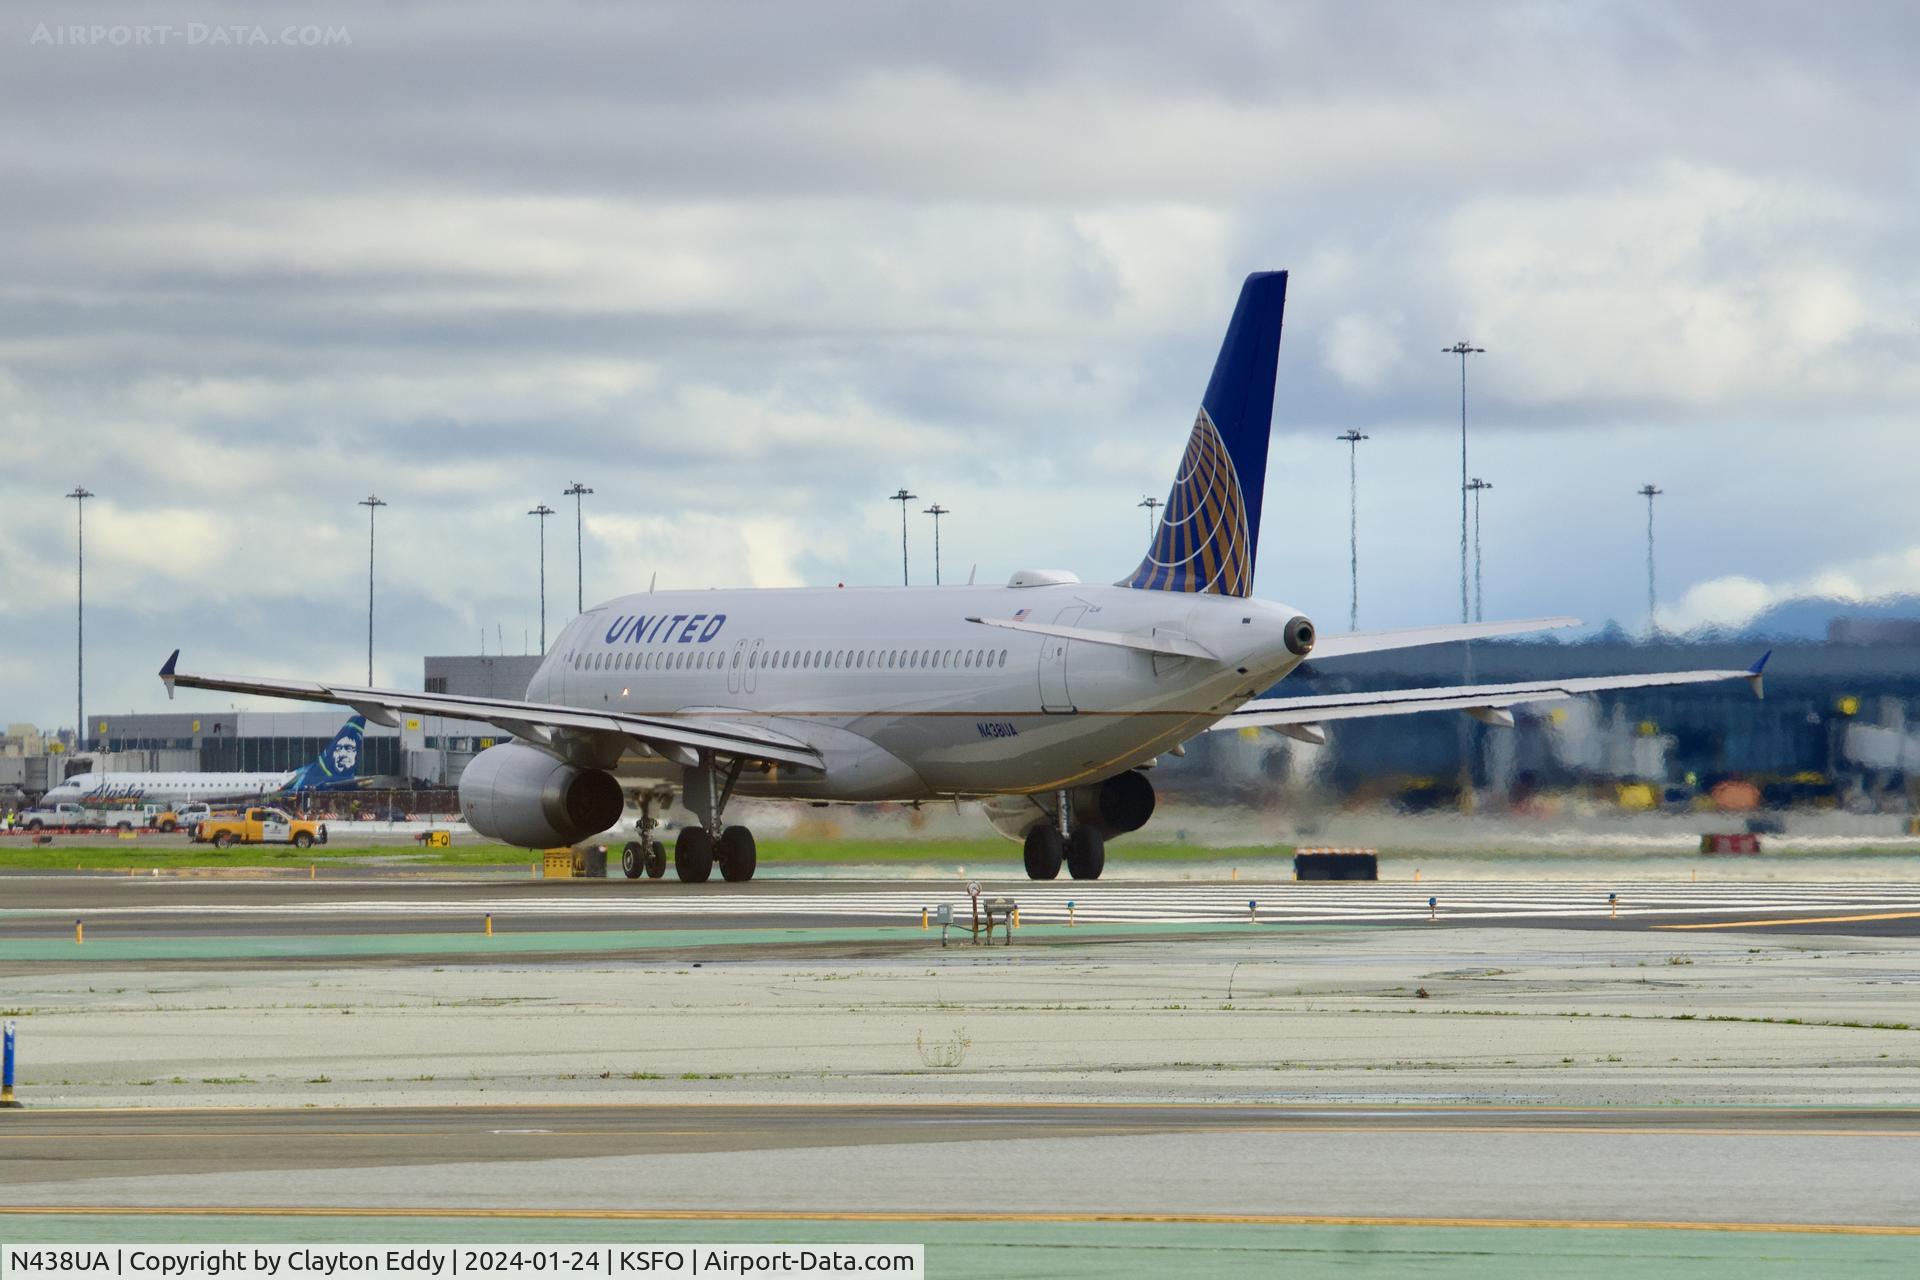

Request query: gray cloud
[{"left": 2, "top": 1, "right": 1917, "bottom": 725}]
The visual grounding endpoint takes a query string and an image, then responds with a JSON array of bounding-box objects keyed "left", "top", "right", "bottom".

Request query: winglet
[
  {"left": 1746, "top": 650, "right": 1771, "bottom": 700},
  {"left": 159, "top": 649, "right": 179, "bottom": 701}
]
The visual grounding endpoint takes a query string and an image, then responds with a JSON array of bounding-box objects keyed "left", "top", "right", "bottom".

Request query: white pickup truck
[
  {"left": 17, "top": 802, "right": 156, "bottom": 832},
  {"left": 18, "top": 802, "right": 102, "bottom": 831}
]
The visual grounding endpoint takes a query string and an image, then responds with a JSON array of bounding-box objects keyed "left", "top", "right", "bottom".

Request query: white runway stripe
[{"left": 9, "top": 882, "right": 1920, "bottom": 925}]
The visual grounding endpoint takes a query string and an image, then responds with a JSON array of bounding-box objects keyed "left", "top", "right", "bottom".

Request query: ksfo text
[{"left": 611, "top": 1252, "right": 914, "bottom": 1273}]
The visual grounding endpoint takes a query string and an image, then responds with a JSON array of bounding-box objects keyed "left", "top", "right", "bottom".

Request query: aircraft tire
[
  {"left": 1067, "top": 826, "right": 1106, "bottom": 880},
  {"left": 675, "top": 827, "right": 715, "bottom": 883},
  {"left": 718, "top": 825, "right": 758, "bottom": 882},
  {"left": 621, "top": 842, "right": 645, "bottom": 879},
  {"left": 1023, "top": 825, "right": 1063, "bottom": 880},
  {"left": 645, "top": 841, "right": 667, "bottom": 879}
]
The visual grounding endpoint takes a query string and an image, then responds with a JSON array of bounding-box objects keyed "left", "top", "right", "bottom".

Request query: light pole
[
  {"left": 1336, "top": 431, "right": 1367, "bottom": 630},
  {"left": 1466, "top": 477, "right": 1492, "bottom": 622},
  {"left": 563, "top": 482, "right": 593, "bottom": 613},
  {"left": 888, "top": 488, "right": 917, "bottom": 585},
  {"left": 1638, "top": 484, "right": 1663, "bottom": 635},
  {"left": 1443, "top": 341, "right": 1485, "bottom": 623},
  {"left": 923, "top": 503, "right": 950, "bottom": 585},
  {"left": 356, "top": 495, "right": 386, "bottom": 685},
  {"left": 528, "top": 503, "right": 555, "bottom": 652},
  {"left": 65, "top": 486, "right": 92, "bottom": 750},
  {"left": 1138, "top": 495, "right": 1163, "bottom": 537}
]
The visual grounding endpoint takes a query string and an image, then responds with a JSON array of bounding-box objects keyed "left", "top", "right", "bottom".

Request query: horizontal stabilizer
[
  {"left": 1309, "top": 616, "right": 1580, "bottom": 660},
  {"left": 1213, "top": 661, "right": 1766, "bottom": 734}
]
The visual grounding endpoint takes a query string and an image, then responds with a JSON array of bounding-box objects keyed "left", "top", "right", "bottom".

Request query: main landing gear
[
  {"left": 667, "top": 752, "right": 758, "bottom": 884},
  {"left": 1023, "top": 789, "right": 1104, "bottom": 881}
]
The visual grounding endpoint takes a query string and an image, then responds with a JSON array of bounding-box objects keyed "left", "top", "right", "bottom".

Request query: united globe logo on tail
[
  {"left": 1126, "top": 409, "right": 1252, "bottom": 595},
  {"left": 1123, "top": 270, "right": 1286, "bottom": 599}
]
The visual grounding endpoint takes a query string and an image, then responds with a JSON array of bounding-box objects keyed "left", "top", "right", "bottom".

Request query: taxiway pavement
[
  {"left": 3, "top": 875, "right": 1918, "bottom": 963},
  {"left": 4, "top": 1102, "right": 1919, "bottom": 1233}
]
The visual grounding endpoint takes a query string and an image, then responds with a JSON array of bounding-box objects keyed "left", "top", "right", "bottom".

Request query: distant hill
[{"left": 1689, "top": 594, "right": 1920, "bottom": 643}]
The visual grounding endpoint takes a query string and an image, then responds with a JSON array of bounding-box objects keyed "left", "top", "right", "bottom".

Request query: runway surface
[
  {"left": 5, "top": 1102, "right": 1920, "bottom": 1244},
  {"left": 7, "top": 1100, "right": 1920, "bottom": 1181},
  {"left": 4, "top": 875, "right": 1919, "bottom": 944}
]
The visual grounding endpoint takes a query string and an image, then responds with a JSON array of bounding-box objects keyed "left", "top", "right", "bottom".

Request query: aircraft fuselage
[{"left": 524, "top": 581, "right": 1309, "bottom": 799}]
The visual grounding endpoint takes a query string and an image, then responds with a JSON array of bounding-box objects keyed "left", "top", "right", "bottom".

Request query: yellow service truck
[{"left": 192, "top": 806, "right": 327, "bottom": 849}]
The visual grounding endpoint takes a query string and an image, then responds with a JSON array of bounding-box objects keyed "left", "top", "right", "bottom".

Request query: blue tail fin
[
  {"left": 289, "top": 716, "right": 366, "bottom": 790},
  {"left": 1122, "top": 270, "right": 1287, "bottom": 597}
]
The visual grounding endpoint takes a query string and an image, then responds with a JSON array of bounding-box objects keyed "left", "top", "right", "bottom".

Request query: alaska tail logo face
[
  {"left": 289, "top": 715, "right": 366, "bottom": 790},
  {"left": 1123, "top": 270, "right": 1286, "bottom": 600}
]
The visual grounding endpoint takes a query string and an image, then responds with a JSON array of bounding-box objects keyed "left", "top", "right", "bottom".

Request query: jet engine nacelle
[
  {"left": 983, "top": 769, "right": 1156, "bottom": 842},
  {"left": 1072, "top": 767, "right": 1156, "bottom": 836},
  {"left": 459, "top": 743, "right": 624, "bottom": 849}
]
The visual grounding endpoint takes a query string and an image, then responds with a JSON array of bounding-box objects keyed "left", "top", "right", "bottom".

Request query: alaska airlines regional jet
[
  {"left": 159, "top": 272, "right": 1763, "bottom": 882},
  {"left": 41, "top": 716, "right": 367, "bottom": 808}
]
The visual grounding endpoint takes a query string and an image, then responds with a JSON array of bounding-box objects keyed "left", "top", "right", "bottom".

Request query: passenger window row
[
  {"left": 750, "top": 647, "right": 1010, "bottom": 672},
  {"left": 568, "top": 647, "right": 1011, "bottom": 673}
]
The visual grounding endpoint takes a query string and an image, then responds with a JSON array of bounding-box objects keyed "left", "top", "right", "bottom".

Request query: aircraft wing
[
  {"left": 1211, "top": 654, "right": 1769, "bottom": 739},
  {"left": 158, "top": 651, "right": 823, "bottom": 770},
  {"left": 1307, "top": 616, "right": 1581, "bottom": 659}
]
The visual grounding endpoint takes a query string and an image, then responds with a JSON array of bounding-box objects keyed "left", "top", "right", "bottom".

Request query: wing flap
[{"left": 159, "top": 651, "right": 822, "bottom": 769}]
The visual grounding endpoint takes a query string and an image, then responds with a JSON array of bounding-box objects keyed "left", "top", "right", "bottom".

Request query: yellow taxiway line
[{"left": 1655, "top": 910, "right": 1920, "bottom": 930}]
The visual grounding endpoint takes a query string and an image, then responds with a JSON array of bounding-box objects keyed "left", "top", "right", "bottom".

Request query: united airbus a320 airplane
[{"left": 160, "top": 271, "right": 1764, "bottom": 883}]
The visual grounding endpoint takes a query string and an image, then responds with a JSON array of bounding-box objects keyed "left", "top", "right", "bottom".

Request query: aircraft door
[
  {"left": 745, "top": 637, "right": 764, "bottom": 695},
  {"left": 1038, "top": 606, "right": 1085, "bottom": 714},
  {"left": 727, "top": 639, "right": 747, "bottom": 695}
]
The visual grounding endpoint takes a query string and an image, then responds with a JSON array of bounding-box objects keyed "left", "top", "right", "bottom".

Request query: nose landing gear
[{"left": 622, "top": 786, "right": 671, "bottom": 879}]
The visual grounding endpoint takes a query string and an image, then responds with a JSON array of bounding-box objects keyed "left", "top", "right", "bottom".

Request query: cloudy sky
[{"left": 1, "top": 1, "right": 1915, "bottom": 728}]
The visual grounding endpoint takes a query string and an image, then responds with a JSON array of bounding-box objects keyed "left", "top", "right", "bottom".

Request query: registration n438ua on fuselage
[{"left": 161, "top": 271, "right": 1763, "bottom": 883}]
